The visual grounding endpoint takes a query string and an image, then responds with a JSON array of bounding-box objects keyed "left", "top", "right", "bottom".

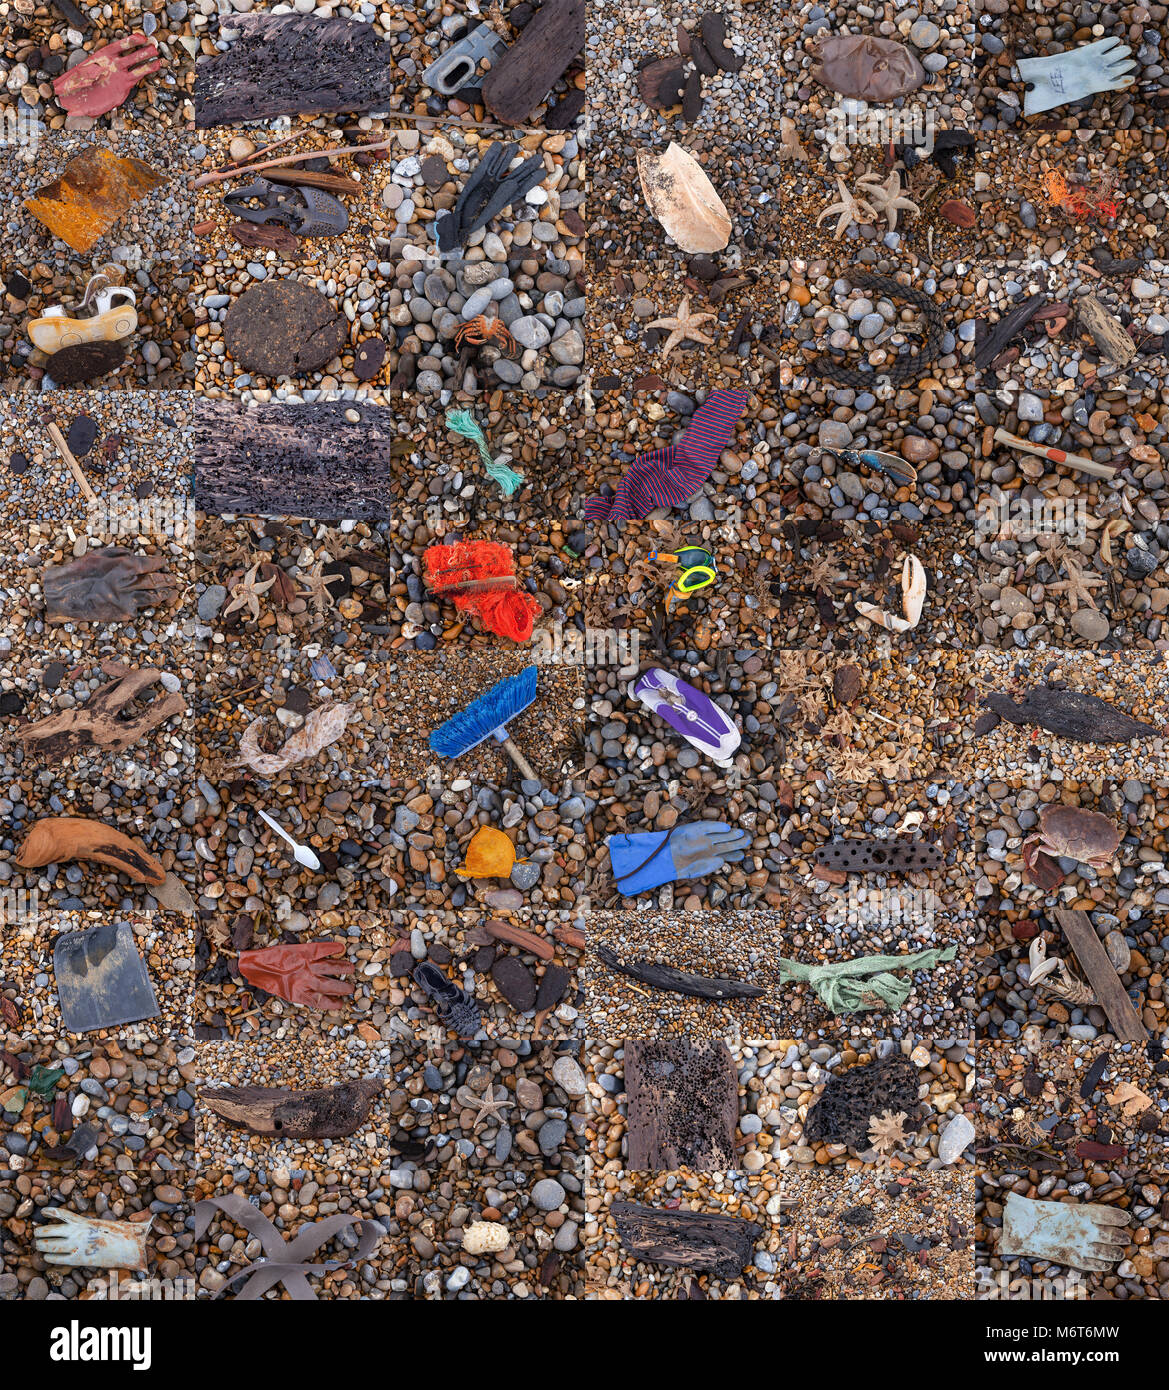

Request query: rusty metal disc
[{"left": 223, "top": 281, "right": 346, "bottom": 378}]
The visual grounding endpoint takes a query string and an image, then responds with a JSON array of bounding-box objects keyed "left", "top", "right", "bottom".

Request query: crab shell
[{"left": 1024, "top": 805, "right": 1121, "bottom": 867}]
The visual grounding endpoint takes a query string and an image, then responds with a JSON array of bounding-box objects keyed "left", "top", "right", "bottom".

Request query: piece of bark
[
  {"left": 227, "top": 221, "right": 303, "bottom": 257},
  {"left": 201, "top": 1079, "right": 382, "bottom": 1138},
  {"left": 1054, "top": 908, "right": 1148, "bottom": 1045},
  {"left": 625, "top": 1039, "right": 738, "bottom": 1172},
  {"left": 483, "top": 917, "right": 555, "bottom": 960},
  {"left": 983, "top": 688, "right": 1161, "bottom": 744},
  {"left": 194, "top": 14, "right": 395, "bottom": 126},
  {"left": 15, "top": 816, "right": 166, "bottom": 886},
  {"left": 974, "top": 294, "right": 1047, "bottom": 370},
  {"left": 262, "top": 169, "right": 361, "bottom": 196},
  {"left": 1078, "top": 295, "right": 1136, "bottom": 366},
  {"left": 194, "top": 399, "right": 393, "bottom": 520},
  {"left": 1075, "top": 1141, "right": 1127, "bottom": 1161},
  {"left": 492, "top": 955, "right": 537, "bottom": 1012},
  {"left": 597, "top": 945, "right": 763, "bottom": 1000},
  {"left": 534, "top": 963, "right": 571, "bottom": 1012},
  {"left": 612, "top": 1201, "right": 761, "bottom": 1277},
  {"left": 482, "top": 0, "right": 585, "bottom": 126},
  {"left": 19, "top": 662, "right": 186, "bottom": 762},
  {"left": 552, "top": 924, "right": 585, "bottom": 949}
]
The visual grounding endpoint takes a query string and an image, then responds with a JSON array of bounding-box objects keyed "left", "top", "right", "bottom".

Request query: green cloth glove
[{"left": 775, "top": 945, "right": 957, "bottom": 1014}]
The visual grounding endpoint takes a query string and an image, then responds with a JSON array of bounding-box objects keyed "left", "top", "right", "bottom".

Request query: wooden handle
[
  {"left": 1053, "top": 908, "right": 1147, "bottom": 1044},
  {"left": 501, "top": 736, "right": 538, "bottom": 784},
  {"left": 993, "top": 428, "right": 1117, "bottom": 480}
]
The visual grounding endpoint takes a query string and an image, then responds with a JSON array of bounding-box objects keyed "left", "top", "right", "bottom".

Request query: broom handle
[
  {"left": 992, "top": 428, "right": 1117, "bottom": 480},
  {"left": 499, "top": 736, "right": 538, "bottom": 783}
]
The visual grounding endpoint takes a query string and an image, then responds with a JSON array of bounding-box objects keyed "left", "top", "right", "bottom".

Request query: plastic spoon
[{"left": 256, "top": 809, "right": 321, "bottom": 871}]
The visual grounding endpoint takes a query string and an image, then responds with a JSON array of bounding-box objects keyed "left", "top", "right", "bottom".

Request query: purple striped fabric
[{"left": 583, "top": 388, "right": 749, "bottom": 523}]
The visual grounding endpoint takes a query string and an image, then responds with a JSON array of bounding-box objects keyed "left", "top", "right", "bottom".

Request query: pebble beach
[{"left": 0, "top": 0, "right": 1167, "bottom": 1318}]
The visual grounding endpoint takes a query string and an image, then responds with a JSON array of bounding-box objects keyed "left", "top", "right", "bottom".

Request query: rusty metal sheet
[{"left": 25, "top": 147, "right": 164, "bottom": 255}]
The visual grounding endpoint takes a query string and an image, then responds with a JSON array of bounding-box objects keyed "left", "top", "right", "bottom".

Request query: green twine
[
  {"left": 775, "top": 945, "right": 958, "bottom": 1015},
  {"left": 446, "top": 408, "right": 524, "bottom": 498}
]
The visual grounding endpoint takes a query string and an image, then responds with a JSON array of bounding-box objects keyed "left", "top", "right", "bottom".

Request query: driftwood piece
[
  {"left": 625, "top": 1039, "right": 738, "bottom": 1172},
  {"left": 1078, "top": 295, "right": 1136, "bottom": 366},
  {"left": 612, "top": 1201, "right": 761, "bottom": 1277},
  {"left": 201, "top": 1079, "right": 382, "bottom": 1138},
  {"left": 263, "top": 169, "right": 361, "bottom": 196},
  {"left": 194, "top": 14, "right": 395, "bottom": 126},
  {"left": 483, "top": 917, "right": 555, "bottom": 960},
  {"left": 15, "top": 817, "right": 166, "bottom": 886},
  {"left": 597, "top": 944, "right": 763, "bottom": 1000},
  {"left": 1054, "top": 909, "right": 1148, "bottom": 1045},
  {"left": 983, "top": 687, "right": 1161, "bottom": 744},
  {"left": 482, "top": 0, "right": 586, "bottom": 126},
  {"left": 20, "top": 662, "right": 186, "bottom": 762},
  {"left": 194, "top": 399, "right": 393, "bottom": 520}
]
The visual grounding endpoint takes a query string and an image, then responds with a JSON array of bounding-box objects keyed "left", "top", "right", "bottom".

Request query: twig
[{"left": 190, "top": 138, "right": 396, "bottom": 188}]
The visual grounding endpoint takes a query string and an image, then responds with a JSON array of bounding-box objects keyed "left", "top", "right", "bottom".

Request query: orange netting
[
  {"left": 1041, "top": 169, "right": 1119, "bottom": 225},
  {"left": 423, "top": 541, "right": 542, "bottom": 643}
]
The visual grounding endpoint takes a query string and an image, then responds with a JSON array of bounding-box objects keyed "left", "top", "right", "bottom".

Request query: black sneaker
[{"left": 413, "top": 962, "right": 481, "bottom": 1038}]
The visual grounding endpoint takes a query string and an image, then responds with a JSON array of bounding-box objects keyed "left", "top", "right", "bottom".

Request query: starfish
[
  {"left": 297, "top": 560, "right": 345, "bottom": 615},
  {"left": 816, "top": 176, "right": 879, "bottom": 239},
  {"left": 222, "top": 561, "right": 275, "bottom": 622},
  {"left": 468, "top": 1079, "right": 512, "bottom": 1132},
  {"left": 1046, "top": 555, "right": 1106, "bottom": 612},
  {"left": 646, "top": 296, "right": 718, "bottom": 360},
  {"left": 857, "top": 169, "right": 920, "bottom": 233}
]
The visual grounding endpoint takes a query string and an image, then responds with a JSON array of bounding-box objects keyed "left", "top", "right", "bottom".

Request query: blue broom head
[{"left": 428, "top": 665, "right": 539, "bottom": 758}]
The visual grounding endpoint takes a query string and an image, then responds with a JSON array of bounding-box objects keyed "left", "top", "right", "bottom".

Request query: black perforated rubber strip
[{"left": 814, "top": 839, "right": 943, "bottom": 873}]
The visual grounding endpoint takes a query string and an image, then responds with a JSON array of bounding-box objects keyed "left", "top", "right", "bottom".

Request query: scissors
[{"left": 648, "top": 545, "right": 717, "bottom": 612}]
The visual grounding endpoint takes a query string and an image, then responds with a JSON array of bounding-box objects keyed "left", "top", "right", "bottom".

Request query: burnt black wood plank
[{"left": 195, "top": 14, "right": 395, "bottom": 126}]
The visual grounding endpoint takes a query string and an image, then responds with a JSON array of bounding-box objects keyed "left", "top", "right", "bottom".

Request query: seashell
[
  {"left": 636, "top": 142, "right": 732, "bottom": 254},
  {"left": 461, "top": 1221, "right": 510, "bottom": 1255},
  {"left": 423, "top": 135, "right": 456, "bottom": 161}
]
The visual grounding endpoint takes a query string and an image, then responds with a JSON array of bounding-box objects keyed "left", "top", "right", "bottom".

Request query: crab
[
  {"left": 1020, "top": 805, "right": 1120, "bottom": 888},
  {"left": 453, "top": 314, "right": 518, "bottom": 358}
]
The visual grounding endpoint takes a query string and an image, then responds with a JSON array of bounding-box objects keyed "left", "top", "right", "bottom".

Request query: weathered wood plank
[
  {"left": 482, "top": 0, "right": 585, "bottom": 126},
  {"left": 194, "top": 14, "right": 395, "bottom": 127},
  {"left": 612, "top": 1201, "right": 761, "bottom": 1277},
  {"left": 193, "top": 400, "right": 393, "bottom": 521},
  {"left": 625, "top": 1039, "right": 738, "bottom": 1172},
  {"left": 982, "top": 687, "right": 1161, "bottom": 744},
  {"left": 1054, "top": 908, "right": 1148, "bottom": 1045}
]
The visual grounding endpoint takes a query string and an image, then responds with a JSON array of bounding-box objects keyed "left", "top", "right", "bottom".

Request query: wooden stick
[
  {"left": 190, "top": 138, "right": 395, "bottom": 189},
  {"left": 993, "top": 428, "right": 1117, "bottom": 481},
  {"left": 1053, "top": 908, "right": 1148, "bottom": 1044},
  {"left": 44, "top": 420, "right": 100, "bottom": 505}
]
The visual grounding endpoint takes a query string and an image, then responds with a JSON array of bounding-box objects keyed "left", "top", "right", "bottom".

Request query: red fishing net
[{"left": 423, "top": 541, "right": 541, "bottom": 642}]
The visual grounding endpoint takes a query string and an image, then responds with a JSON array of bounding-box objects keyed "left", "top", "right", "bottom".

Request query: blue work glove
[{"left": 606, "top": 820, "right": 751, "bottom": 895}]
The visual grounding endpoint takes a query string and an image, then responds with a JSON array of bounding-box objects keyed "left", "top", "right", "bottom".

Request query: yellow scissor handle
[{"left": 674, "top": 563, "right": 717, "bottom": 594}]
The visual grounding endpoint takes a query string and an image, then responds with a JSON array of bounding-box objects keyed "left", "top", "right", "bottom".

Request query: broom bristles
[{"left": 428, "top": 665, "right": 539, "bottom": 758}]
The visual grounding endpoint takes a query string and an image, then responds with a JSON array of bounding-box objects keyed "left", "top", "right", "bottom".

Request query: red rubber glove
[{"left": 238, "top": 941, "right": 355, "bottom": 1010}]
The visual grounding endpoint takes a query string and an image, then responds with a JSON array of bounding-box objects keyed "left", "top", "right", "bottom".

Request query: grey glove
[
  {"left": 1017, "top": 37, "right": 1136, "bottom": 115},
  {"left": 999, "top": 1192, "right": 1130, "bottom": 1273}
]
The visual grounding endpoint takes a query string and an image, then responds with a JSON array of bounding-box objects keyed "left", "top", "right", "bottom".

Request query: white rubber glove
[{"left": 1017, "top": 37, "right": 1136, "bottom": 115}]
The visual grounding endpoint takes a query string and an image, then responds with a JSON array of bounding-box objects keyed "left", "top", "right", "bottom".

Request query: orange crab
[{"left": 454, "top": 314, "right": 518, "bottom": 357}]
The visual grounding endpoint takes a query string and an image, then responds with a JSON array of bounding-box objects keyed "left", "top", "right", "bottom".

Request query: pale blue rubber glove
[{"left": 606, "top": 820, "right": 751, "bottom": 895}]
